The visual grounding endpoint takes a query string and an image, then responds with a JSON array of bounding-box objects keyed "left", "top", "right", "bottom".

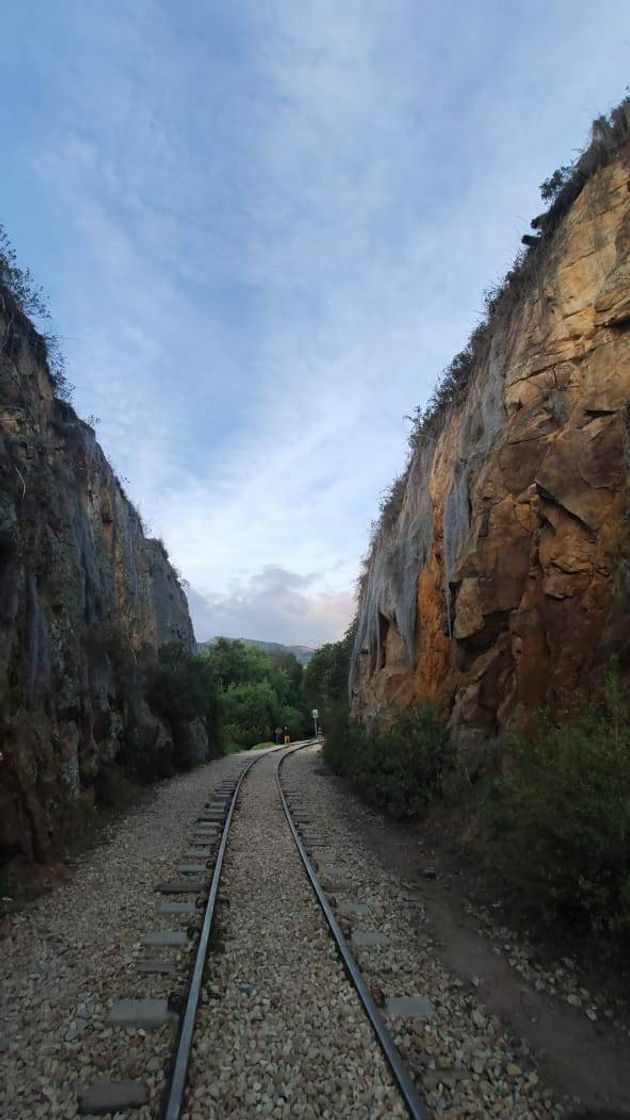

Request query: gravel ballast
[
  {"left": 5, "top": 739, "right": 612, "bottom": 1120},
  {"left": 0, "top": 753, "right": 249, "bottom": 1119},
  {"left": 283, "top": 745, "right": 569, "bottom": 1120},
  {"left": 183, "top": 748, "right": 408, "bottom": 1120}
]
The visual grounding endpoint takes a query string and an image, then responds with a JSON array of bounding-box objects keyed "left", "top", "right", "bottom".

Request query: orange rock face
[{"left": 352, "top": 155, "right": 630, "bottom": 734}]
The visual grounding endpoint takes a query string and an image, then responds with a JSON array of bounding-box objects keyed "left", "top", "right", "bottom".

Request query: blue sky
[{"left": 1, "top": 1, "right": 629, "bottom": 645}]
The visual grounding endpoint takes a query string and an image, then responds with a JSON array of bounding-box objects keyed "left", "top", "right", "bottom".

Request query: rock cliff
[
  {"left": 352, "top": 105, "right": 630, "bottom": 736},
  {"left": 0, "top": 290, "right": 202, "bottom": 862}
]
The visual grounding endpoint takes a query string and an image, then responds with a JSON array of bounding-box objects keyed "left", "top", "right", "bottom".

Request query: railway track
[
  {"left": 79, "top": 742, "right": 429, "bottom": 1118},
  {"left": 276, "top": 747, "right": 428, "bottom": 1120},
  {"left": 163, "top": 744, "right": 285, "bottom": 1120}
]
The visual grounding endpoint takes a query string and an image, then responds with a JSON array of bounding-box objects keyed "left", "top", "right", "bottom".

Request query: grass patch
[{"left": 250, "top": 741, "right": 277, "bottom": 751}]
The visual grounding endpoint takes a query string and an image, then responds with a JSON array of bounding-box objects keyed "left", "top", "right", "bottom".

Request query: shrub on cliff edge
[{"left": 0, "top": 222, "right": 71, "bottom": 398}]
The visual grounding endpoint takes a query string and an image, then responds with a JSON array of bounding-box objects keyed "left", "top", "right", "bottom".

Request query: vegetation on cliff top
[
  {"left": 0, "top": 222, "right": 71, "bottom": 399},
  {"left": 360, "top": 96, "right": 630, "bottom": 596},
  {"left": 408, "top": 97, "right": 630, "bottom": 448}
]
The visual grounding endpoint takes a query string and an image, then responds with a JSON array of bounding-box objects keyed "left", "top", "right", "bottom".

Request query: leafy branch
[{"left": 0, "top": 223, "right": 72, "bottom": 399}]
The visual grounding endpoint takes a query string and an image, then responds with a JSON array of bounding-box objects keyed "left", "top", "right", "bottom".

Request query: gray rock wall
[{"left": 0, "top": 290, "right": 201, "bottom": 861}]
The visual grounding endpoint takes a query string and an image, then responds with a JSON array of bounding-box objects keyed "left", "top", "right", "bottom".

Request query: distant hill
[{"left": 198, "top": 636, "right": 315, "bottom": 665}]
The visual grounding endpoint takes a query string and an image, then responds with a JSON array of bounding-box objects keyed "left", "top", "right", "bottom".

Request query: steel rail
[
  {"left": 162, "top": 742, "right": 298, "bottom": 1120},
  {"left": 276, "top": 744, "right": 431, "bottom": 1120}
]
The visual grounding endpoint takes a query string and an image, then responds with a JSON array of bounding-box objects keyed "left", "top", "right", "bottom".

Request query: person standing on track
[{"left": 283, "top": 726, "right": 290, "bottom": 745}]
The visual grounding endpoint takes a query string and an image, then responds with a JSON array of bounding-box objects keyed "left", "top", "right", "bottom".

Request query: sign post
[{"left": 312, "top": 708, "right": 319, "bottom": 739}]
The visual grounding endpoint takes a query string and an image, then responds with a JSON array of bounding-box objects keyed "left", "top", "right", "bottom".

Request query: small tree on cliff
[{"left": 0, "top": 222, "right": 71, "bottom": 397}]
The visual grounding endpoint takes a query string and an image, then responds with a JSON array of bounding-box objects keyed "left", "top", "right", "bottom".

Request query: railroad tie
[
  {"left": 109, "top": 998, "right": 177, "bottom": 1029},
  {"left": 135, "top": 960, "right": 177, "bottom": 975},
  {"left": 384, "top": 995, "right": 436, "bottom": 1020},
  {"left": 143, "top": 930, "right": 189, "bottom": 947},
  {"left": 155, "top": 880, "right": 207, "bottom": 894},
  {"left": 337, "top": 901, "right": 370, "bottom": 919},
  {"left": 350, "top": 930, "right": 389, "bottom": 948},
  {"left": 160, "top": 900, "right": 198, "bottom": 915},
  {"left": 77, "top": 1079, "right": 149, "bottom": 1115}
]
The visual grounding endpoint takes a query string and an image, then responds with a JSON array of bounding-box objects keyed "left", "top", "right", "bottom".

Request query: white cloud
[{"left": 187, "top": 568, "right": 355, "bottom": 646}]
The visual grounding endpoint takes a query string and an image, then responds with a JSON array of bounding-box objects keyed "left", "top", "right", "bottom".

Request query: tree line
[
  {"left": 146, "top": 629, "right": 361, "bottom": 761},
  {"left": 147, "top": 637, "right": 316, "bottom": 758}
]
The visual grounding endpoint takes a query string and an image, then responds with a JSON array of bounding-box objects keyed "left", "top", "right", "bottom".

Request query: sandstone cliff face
[
  {"left": 0, "top": 296, "right": 200, "bottom": 861},
  {"left": 352, "top": 144, "right": 630, "bottom": 736}
]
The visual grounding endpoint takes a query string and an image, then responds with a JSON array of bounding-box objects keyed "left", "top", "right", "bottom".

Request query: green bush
[
  {"left": 94, "top": 762, "right": 140, "bottom": 809},
  {"left": 321, "top": 702, "right": 353, "bottom": 772},
  {"left": 277, "top": 703, "right": 308, "bottom": 741},
  {"left": 487, "top": 671, "right": 630, "bottom": 936},
  {"left": 170, "top": 722, "right": 198, "bottom": 771},
  {"left": 202, "top": 638, "right": 311, "bottom": 746},
  {"left": 303, "top": 622, "right": 356, "bottom": 730},
  {"left": 116, "top": 643, "right": 223, "bottom": 783},
  {"left": 324, "top": 703, "right": 452, "bottom": 818},
  {"left": 221, "top": 680, "right": 278, "bottom": 749},
  {"left": 145, "top": 641, "right": 222, "bottom": 763},
  {"left": 118, "top": 721, "right": 175, "bottom": 784}
]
